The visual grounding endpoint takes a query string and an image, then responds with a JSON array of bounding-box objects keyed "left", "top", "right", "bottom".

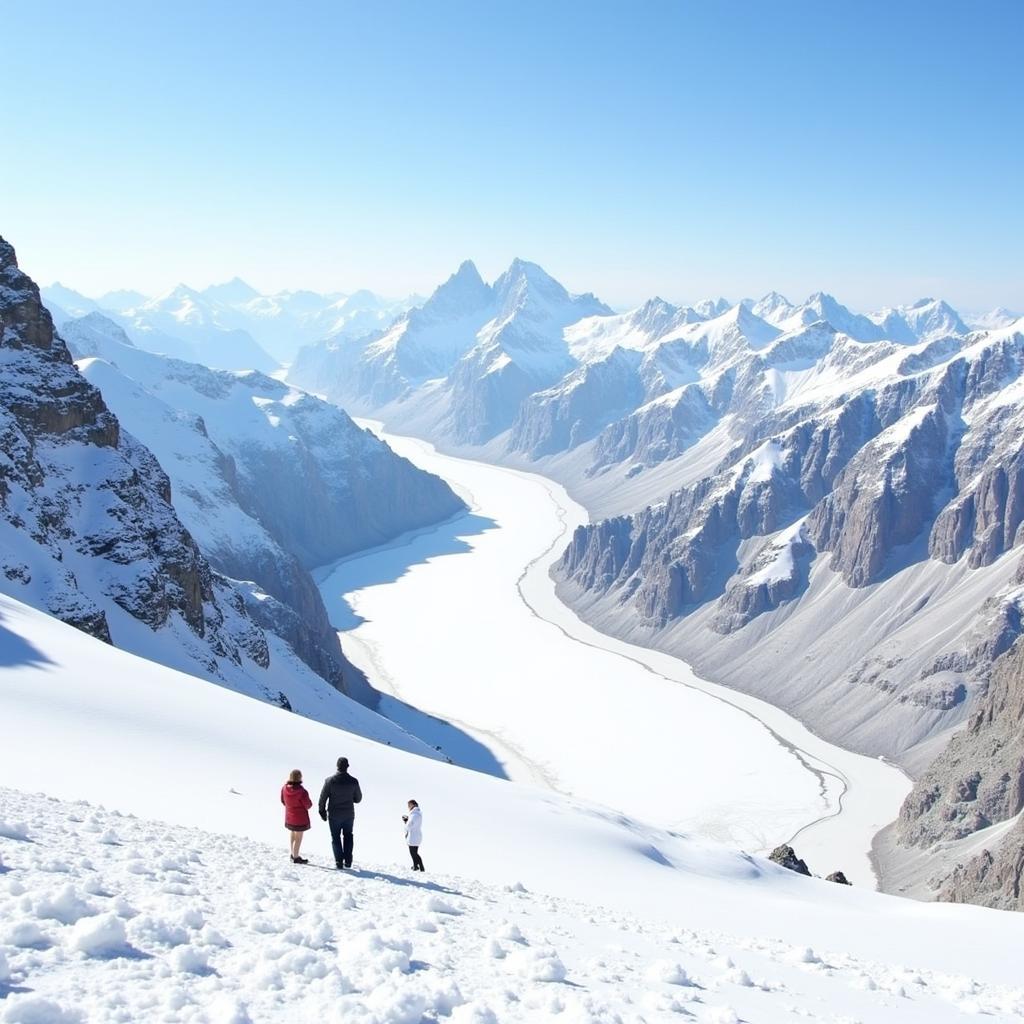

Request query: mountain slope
[
  {"left": 555, "top": 323, "right": 1024, "bottom": 759},
  {"left": 57, "top": 312, "right": 464, "bottom": 693},
  {"left": 61, "top": 312, "right": 465, "bottom": 569},
  {"left": 891, "top": 626, "right": 1024, "bottom": 910},
  {"left": 1, "top": 591, "right": 1023, "bottom": 1024},
  {"left": 0, "top": 236, "right": 433, "bottom": 745}
]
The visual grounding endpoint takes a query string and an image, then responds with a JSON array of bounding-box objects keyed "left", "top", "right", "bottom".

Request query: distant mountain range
[
  {"left": 41, "top": 279, "right": 419, "bottom": 367},
  {"left": 285, "top": 256, "right": 1024, "bottom": 910}
]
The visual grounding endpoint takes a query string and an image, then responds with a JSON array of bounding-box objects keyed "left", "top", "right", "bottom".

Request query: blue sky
[{"left": 2, "top": 0, "right": 1021, "bottom": 311}]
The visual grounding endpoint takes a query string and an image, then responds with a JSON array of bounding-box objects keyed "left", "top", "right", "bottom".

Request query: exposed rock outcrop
[
  {"left": 769, "top": 845, "right": 810, "bottom": 876},
  {"left": 1, "top": 238, "right": 209, "bottom": 643},
  {"left": 938, "top": 817, "right": 1024, "bottom": 910},
  {"left": 898, "top": 635, "right": 1024, "bottom": 851}
]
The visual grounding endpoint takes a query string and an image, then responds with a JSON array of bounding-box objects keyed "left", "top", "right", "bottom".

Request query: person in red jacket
[{"left": 281, "top": 769, "right": 313, "bottom": 864}]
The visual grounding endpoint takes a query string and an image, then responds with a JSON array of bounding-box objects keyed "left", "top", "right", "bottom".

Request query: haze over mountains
[{"left": 42, "top": 278, "right": 419, "bottom": 368}]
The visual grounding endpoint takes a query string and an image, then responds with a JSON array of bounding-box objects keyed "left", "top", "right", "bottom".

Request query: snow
[
  {"left": 2, "top": 592, "right": 1024, "bottom": 1019},
  {"left": 3, "top": 784, "right": 1024, "bottom": 1022},
  {"left": 746, "top": 520, "right": 809, "bottom": 586},
  {"left": 320, "top": 424, "right": 910, "bottom": 885},
  {"left": 874, "top": 403, "right": 935, "bottom": 448},
  {"left": 746, "top": 440, "right": 785, "bottom": 483}
]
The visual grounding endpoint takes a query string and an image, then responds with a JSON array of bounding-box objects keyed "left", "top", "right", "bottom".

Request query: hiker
[
  {"left": 403, "top": 799, "right": 424, "bottom": 872},
  {"left": 318, "top": 756, "right": 362, "bottom": 869},
  {"left": 281, "top": 769, "right": 312, "bottom": 864}
]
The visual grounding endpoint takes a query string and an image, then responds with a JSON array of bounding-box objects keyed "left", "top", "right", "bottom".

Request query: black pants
[
  {"left": 408, "top": 845, "right": 424, "bottom": 871},
  {"left": 329, "top": 813, "right": 354, "bottom": 867}
]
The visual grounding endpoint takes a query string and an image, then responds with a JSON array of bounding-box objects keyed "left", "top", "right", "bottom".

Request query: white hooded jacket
[{"left": 404, "top": 806, "right": 422, "bottom": 846}]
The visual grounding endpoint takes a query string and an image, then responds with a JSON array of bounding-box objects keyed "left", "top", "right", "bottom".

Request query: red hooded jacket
[{"left": 281, "top": 781, "right": 312, "bottom": 828}]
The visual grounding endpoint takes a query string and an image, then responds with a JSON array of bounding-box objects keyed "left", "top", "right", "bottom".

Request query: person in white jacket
[{"left": 402, "top": 800, "right": 424, "bottom": 872}]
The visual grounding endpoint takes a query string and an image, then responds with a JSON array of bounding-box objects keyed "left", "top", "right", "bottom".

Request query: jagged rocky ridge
[
  {"left": 555, "top": 320, "right": 1024, "bottom": 754},
  {"left": 1, "top": 237, "right": 275, "bottom": 686}
]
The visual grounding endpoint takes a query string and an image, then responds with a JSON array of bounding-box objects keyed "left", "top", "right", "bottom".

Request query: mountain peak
[
  {"left": 693, "top": 297, "right": 731, "bottom": 319},
  {"left": 493, "top": 258, "right": 568, "bottom": 307},
  {"left": 452, "top": 259, "right": 483, "bottom": 281},
  {"left": 0, "top": 237, "right": 20, "bottom": 270},
  {"left": 202, "top": 277, "right": 260, "bottom": 305},
  {"left": 413, "top": 259, "right": 492, "bottom": 322},
  {"left": 499, "top": 257, "right": 559, "bottom": 287}
]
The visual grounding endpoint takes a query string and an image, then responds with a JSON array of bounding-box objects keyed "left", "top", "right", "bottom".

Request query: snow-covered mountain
[
  {"left": 2, "top": 592, "right": 1024, "bottom": 1021},
  {"left": 42, "top": 279, "right": 416, "bottom": 367},
  {"left": 0, "top": 237, "right": 453, "bottom": 750},
  {"left": 29, "top": 247, "right": 1024, "bottom": 911},
  {"left": 288, "top": 258, "right": 612, "bottom": 444},
  {"left": 114, "top": 284, "right": 280, "bottom": 371},
  {"left": 966, "top": 306, "right": 1022, "bottom": 331},
  {"left": 61, "top": 312, "right": 464, "bottom": 568}
]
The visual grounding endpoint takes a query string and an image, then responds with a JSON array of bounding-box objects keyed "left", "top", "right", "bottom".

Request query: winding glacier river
[{"left": 316, "top": 423, "right": 910, "bottom": 887}]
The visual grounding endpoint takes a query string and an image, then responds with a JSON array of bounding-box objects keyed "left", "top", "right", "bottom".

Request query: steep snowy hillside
[
  {"left": 56, "top": 312, "right": 463, "bottom": 699},
  {"left": 2, "top": 592, "right": 1024, "bottom": 1023},
  {"left": 62, "top": 312, "right": 464, "bottom": 568},
  {"left": 0, "top": 236, "right": 432, "bottom": 745}
]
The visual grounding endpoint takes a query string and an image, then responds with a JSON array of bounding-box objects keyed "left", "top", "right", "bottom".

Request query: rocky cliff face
[
  {"left": 509, "top": 348, "right": 647, "bottom": 459},
  {"left": 938, "top": 817, "right": 1024, "bottom": 911},
  {"left": 899, "top": 617, "right": 1024, "bottom": 842},
  {"left": 0, "top": 237, "right": 364, "bottom": 711},
  {"left": 556, "top": 320, "right": 1024, "bottom": 778},
  {"left": 1, "top": 239, "right": 211, "bottom": 645},
  {"left": 895, "top": 626, "right": 1024, "bottom": 910}
]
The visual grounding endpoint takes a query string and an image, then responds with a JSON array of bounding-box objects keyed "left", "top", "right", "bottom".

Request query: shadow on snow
[{"left": 315, "top": 510, "right": 508, "bottom": 780}]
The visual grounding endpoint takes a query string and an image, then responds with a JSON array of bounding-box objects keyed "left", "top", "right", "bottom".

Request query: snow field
[{"left": 3, "top": 789, "right": 1023, "bottom": 1024}]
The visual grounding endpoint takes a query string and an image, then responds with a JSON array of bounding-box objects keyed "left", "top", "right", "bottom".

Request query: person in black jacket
[{"left": 318, "top": 756, "right": 362, "bottom": 869}]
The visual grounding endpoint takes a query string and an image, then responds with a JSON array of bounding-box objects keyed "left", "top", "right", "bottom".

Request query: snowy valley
[{"left": 284, "top": 258, "right": 1024, "bottom": 909}]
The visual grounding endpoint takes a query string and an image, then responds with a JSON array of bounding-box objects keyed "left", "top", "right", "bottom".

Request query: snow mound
[{"left": 68, "top": 912, "right": 129, "bottom": 957}]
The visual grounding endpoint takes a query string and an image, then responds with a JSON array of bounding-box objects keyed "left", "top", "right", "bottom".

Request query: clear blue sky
[{"left": 2, "top": 0, "right": 1021, "bottom": 311}]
